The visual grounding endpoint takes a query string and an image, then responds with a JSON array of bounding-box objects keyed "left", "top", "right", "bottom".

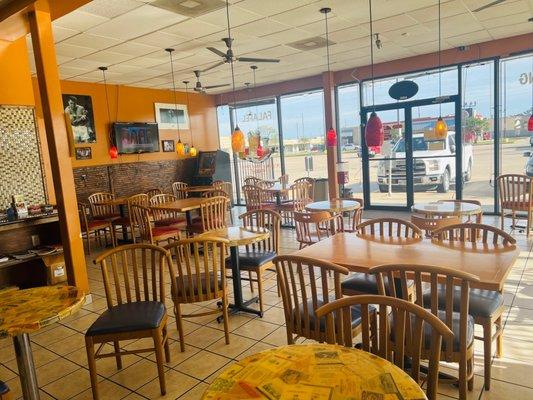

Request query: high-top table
[
  {"left": 202, "top": 344, "right": 426, "bottom": 399},
  {"left": 0, "top": 286, "right": 85, "bottom": 400}
]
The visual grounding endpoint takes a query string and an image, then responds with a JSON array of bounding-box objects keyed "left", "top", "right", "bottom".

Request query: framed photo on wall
[
  {"left": 161, "top": 140, "right": 175, "bottom": 152},
  {"left": 75, "top": 147, "right": 92, "bottom": 160},
  {"left": 62, "top": 94, "right": 96, "bottom": 144},
  {"left": 154, "top": 103, "right": 189, "bottom": 130}
]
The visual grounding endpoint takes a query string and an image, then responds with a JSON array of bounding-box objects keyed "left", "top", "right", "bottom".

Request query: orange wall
[{"left": 0, "top": 37, "right": 34, "bottom": 104}]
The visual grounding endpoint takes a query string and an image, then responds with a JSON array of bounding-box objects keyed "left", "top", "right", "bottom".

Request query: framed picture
[
  {"left": 75, "top": 147, "right": 92, "bottom": 160},
  {"left": 154, "top": 103, "right": 189, "bottom": 130},
  {"left": 161, "top": 140, "right": 175, "bottom": 152},
  {"left": 62, "top": 94, "right": 96, "bottom": 144}
]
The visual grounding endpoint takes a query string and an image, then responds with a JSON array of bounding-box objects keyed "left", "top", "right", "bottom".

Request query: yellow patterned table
[
  {"left": 202, "top": 344, "right": 427, "bottom": 400},
  {"left": 0, "top": 286, "right": 85, "bottom": 400}
]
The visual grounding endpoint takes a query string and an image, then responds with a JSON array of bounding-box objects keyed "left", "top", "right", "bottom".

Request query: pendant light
[
  {"left": 433, "top": 0, "right": 448, "bottom": 139},
  {"left": 183, "top": 80, "right": 197, "bottom": 157},
  {"left": 166, "top": 48, "right": 185, "bottom": 156},
  {"left": 251, "top": 65, "right": 264, "bottom": 157},
  {"left": 365, "top": 0, "right": 384, "bottom": 147},
  {"left": 320, "top": 7, "right": 337, "bottom": 148},
  {"left": 100, "top": 66, "right": 118, "bottom": 159},
  {"left": 528, "top": 57, "right": 533, "bottom": 131}
]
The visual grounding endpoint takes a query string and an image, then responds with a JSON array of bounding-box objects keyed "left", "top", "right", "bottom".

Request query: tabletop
[
  {"left": 200, "top": 226, "right": 270, "bottom": 247},
  {"left": 306, "top": 199, "right": 361, "bottom": 213},
  {"left": 263, "top": 182, "right": 289, "bottom": 193},
  {"left": 412, "top": 201, "right": 482, "bottom": 216},
  {"left": 294, "top": 232, "right": 520, "bottom": 291},
  {"left": 0, "top": 286, "right": 85, "bottom": 338},
  {"left": 150, "top": 197, "right": 207, "bottom": 212},
  {"left": 202, "top": 343, "right": 427, "bottom": 400},
  {"left": 185, "top": 186, "right": 215, "bottom": 192}
]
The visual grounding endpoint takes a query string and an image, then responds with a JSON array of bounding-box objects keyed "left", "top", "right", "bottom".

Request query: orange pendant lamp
[
  {"left": 231, "top": 125, "right": 245, "bottom": 153},
  {"left": 364, "top": 0, "right": 384, "bottom": 148},
  {"left": 166, "top": 48, "right": 186, "bottom": 156},
  {"left": 433, "top": 0, "right": 447, "bottom": 140}
]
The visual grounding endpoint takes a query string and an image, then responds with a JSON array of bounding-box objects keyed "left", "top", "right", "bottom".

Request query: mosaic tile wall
[{"left": 0, "top": 105, "right": 47, "bottom": 209}]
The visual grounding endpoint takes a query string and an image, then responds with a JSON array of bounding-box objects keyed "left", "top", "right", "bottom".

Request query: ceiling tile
[
  {"left": 60, "top": 58, "right": 105, "bottom": 70},
  {"left": 299, "top": 16, "right": 360, "bottom": 37},
  {"left": 445, "top": 30, "right": 493, "bottom": 47},
  {"left": 327, "top": 25, "right": 369, "bottom": 44},
  {"left": 52, "top": 25, "right": 79, "bottom": 42},
  {"left": 488, "top": 21, "right": 533, "bottom": 39},
  {"left": 61, "top": 33, "right": 122, "bottom": 50},
  {"left": 261, "top": 28, "right": 312, "bottom": 45},
  {"left": 407, "top": 0, "right": 467, "bottom": 23},
  {"left": 196, "top": 6, "right": 263, "bottom": 27},
  {"left": 468, "top": 0, "right": 530, "bottom": 20},
  {"left": 372, "top": 14, "right": 418, "bottom": 34},
  {"left": 480, "top": 12, "right": 532, "bottom": 29},
  {"left": 55, "top": 42, "right": 95, "bottom": 58},
  {"left": 133, "top": 31, "right": 187, "bottom": 48},
  {"left": 80, "top": 0, "right": 144, "bottom": 18},
  {"left": 163, "top": 18, "right": 223, "bottom": 38},
  {"left": 81, "top": 50, "right": 134, "bottom": 64},
  {"left": 54, "top": 10, "right": 109, "bottom": 31},
  {"left": 231, "top": 18, "right": 292, "bottom": 37},
  {"left": 236, "top": 0, "right": 315, "bottom": 16},
  {"left": 106, "top": 41, "right": 160, "bottom": 56},
  {"left": 269, "top": 3, "right": 326, "bottom": 26}
]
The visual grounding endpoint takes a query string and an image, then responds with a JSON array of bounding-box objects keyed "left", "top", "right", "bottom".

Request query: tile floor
[{"left": 1, "top": 211, "right": 533, "bottom": 400}]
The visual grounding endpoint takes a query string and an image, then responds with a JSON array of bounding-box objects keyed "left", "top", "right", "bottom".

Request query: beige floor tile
[
  {"left": 262, "top": 326, "right": 290, "bottom": 347},
  {"left": 173, "top": 350, "right": 231, "bottom": 380},
  {"left": 121, "top": 393, "right": 148, "bottom": 400},
  {"left": 109, "top": 359, "right": 164, "bottom": 391},
  {"left": 184, "top": 325, "right": 227, "bottom": 348},
  {"left": 3, "top": 344, "right": 60, "bottom": 372},
  {"left": 137, "top": 369, "right": 199, "bottom": 399},
  {"left": 147, "top": 340, "right": 201, "bottom": 368},
  {"left": 479, "top": 380, "right": 533, "bottom": 399},
  {"left": 70, "top": 378, "right": 132, "bottom": 400},
  {"left": 31, "top": 325, "right": 78, "bottom": 347},
  {"left": 490, "top": 356, "right": 533, "bottom": 388},
  {"left": 42, "top": 368, "right": 94, "bottom": 399},
  {"left": 35, "top": 357, "right": 80, "bottom": 386},
  {"left": 497, "top": 337, "right": 533, "bottom": 363},
  {"left": 231, "top": 319, "right": 279, "bottom": 340},
  {"left": 235, "top": 341, "right": 276, "bottom": 361},
  {"left": 178, "top": 382, "right": 209, "bottom": 399},
  {"left": 47, "top": 332, "right": 86, "bottom": 356},
  {"left": 0, "top": 364, "right": 17, "bottom": 381},
  {"left": 206, "top": 333, "right": 257, "bottom": 358}
]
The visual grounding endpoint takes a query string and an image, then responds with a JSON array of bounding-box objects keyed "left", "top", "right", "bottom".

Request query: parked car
[
  {"left": 529, "top": 135, "right": 533, "bottom": 146},
  {"left": 524, "top": 151, "right": 533, "bottom": 176},
  {"left": 377, "top": 131, "right": 473, "bottom": 193},
  {"left": 342, "top": 143, "right": 357, "bottom": 151}
]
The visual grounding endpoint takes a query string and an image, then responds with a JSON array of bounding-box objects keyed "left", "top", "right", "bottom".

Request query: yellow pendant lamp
[
  {"left": 176, "top": 139, "right": 185, "bottom": 156},
  {"left": 231, "top": 125, "right": 245, "bottom": 153},
  {"left": 166, "top": 48, "right": 186, "bottom": 156},
  {"left": 183, "top": 80, "right": 197, "bottom": 157},
  {"left": 434, "top": 116, "right": 447, "bottom": 139},
  {"left": 433, "top": 0, "right": 447, "bottom": 140}
]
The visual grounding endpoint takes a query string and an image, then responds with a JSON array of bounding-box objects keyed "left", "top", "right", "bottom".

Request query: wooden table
[
  {"left": 294, "top": 232, "right": 520, "bottom": 291},
  {"left": 185, "top": 185, "right": 215, "bottom": 197},
  {"left": 0, "top": 286, "right": 85, "bottom": 400},
  {"left": 412, "top": 201, "right": 482, "bottom": 217},
  {"left": 202, "top": 343, "right": 427, "bottom": 399},
  {"left": 263, "top": 182, "right": 290, "bottom": 206},
  {"left": 201, "top": 226, "right": 269, "bottom": 317},
  {"left": 150, "top": 197, "right": 207, "bottom": 225},
  {"left": 305, "top": 199, "right": 361, "bottom": 213}
]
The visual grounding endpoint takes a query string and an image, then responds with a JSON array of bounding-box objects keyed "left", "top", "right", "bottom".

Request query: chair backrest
[
  {"left": 411, "top": 215, "right": 460, "bottom": 238},
  {"left": 127, "top": 194, "right": 149, "bottom": 236},
  {"left": 145, "top": 188, "right": 162, "bottom": 200},
  {"left": 172, "top": 182, "right": 188, "bottom": 199},
  {"left": 200, "top": 196, "right": 228, "bottom": 232},
  {"left": 294, "top": 177, "right": 315, "bottom": 200},
  {"left": 294, "top": 211, "right": 343, "bottom": 246},
  {"left": 244, "top": 176, "right": 263, "bottom": 186},
  {"left": 497, "top": 174, "right": 533, "bottom": 212},
  {"left": 129, "top": 204, "right": 154, "bottom": 243},
  {"left": 290, "top": 181, "right": 312, "bottom": 211},
  {"left": 431, "top": 222, "right": 516, "bottom": 246},
  {"left": 78, "top": 202, "right": 90, "bottom": 231},
  {"left": 213, "top": 181, "right": 233, "bottom": 205},
  {"left": 165, "top": 237, "right": 229, "bottom": 303},
  {"left": 88, "top": 192, "right": 116, "bottom": 218},
  {"left": 150, "top": 193, "right": 178, "bottom": 222},
  {"left": 242, "top": 184, "right": 264, "bottom": 211},
  {"left": 202, "top": 189, "right": 229, "bottom": 199},
  {"left": 357, "top": 217, "right": 422, "bottom": 238},
  {"left": 93, "top": 244, "right": 172, "bottom": 308},
  {"left": 315, "top": 295, "right": 453, "bottom": 400},
  {"left": 273, "top": 255, "right": 349, "bottom": 342},
  {"left": 239, "top": 209, "right": 281, "bottom": 254},
  {"left": 370, "top": 263, "right": 479, "bottom": 362},
  {"left": 278, "top": 174, "right": 289, "bottom": 185},
  {"left": 333, "top": 197, "right": 364, "bottom": 231}
]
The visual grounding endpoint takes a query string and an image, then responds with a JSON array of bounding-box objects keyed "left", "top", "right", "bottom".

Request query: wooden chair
[
  {"left": 146, "top": 188, "right": 162, "bottom": 200},
  {"left": 341, "top": 218, "right": 422, "bottom": 297},
  {"left": 277, "top": 181, "right": 312, "bottom": 226},
  {"left": 202, "top": 189, "right": 229, "bottom": 198},
  {"left": 112, "top": 193, "right": 149, "bottom": 242},
  {"left": 432, "top": 223, "right": 516, "bottom": 390},
  {"left": 149, "top": 194, "right": 186, "bottom": 229},
  {"left": 227, "top": 210, "right": 281, "bottom": 314},
  {"left": 440, "top": 199, "right": 482, "bottom": 223},
  {"left": 186, "top": 196, "right": 228, "bottom": 235},
  {"left": 333, "top": 197, "right": 364, "bottom": 232},
  {"left": 172, "top": 182, "right": 188, "bottom": 200},
  {"left": 213, "top": 181, "right": 234, "bottom": 224},
  {"left": 411, "top": 215, "right": 460, "bottom": 238},
  {"left": 273, "top": 255, "right": 366, "bottom": 344},
  {"left": 86, "top": 244, "right": 172, "bottom": 400},
  {"left": 371, "top": 264, "right": 479, "bottom": 399},
  {"left": 278, "top": 174, "right": 289, "bottom": 185},
  {"left": 497, "top": 174, "right": 533, "bottom": 235},
  {"left": 78, "top": 202, "right": 115, "bottom": 254},
  {"left": 130, "top": 204, "right": 180, "bottom": 245},
  {"left": 244, "top": 176, "right": 264, "bottom": 187},
  {"left": 88, "top": 192, "right": 120, "bottom": 221},
  {"left": 316, "top": 295, "right": 454, "bottom": 400},
  {"left": 165, "top": 237, "right": 230, "bottom": 351},
  {"left": 242, "top": 184, "right": 274, "bottom": 212},
  {"left": 294, "top": 211, "right": 343, "bottom": 249},
  {"left": 294, "top": 177, "right": 315, "bottom": 200}
]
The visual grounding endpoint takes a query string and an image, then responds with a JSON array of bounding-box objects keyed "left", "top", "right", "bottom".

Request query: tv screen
[{"left": 114, "top": 122, "right": 160, "bottom": 154}]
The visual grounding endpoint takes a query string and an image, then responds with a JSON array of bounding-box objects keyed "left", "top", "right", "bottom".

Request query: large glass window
[{"left": 280, "top": 90, "right": 326, "bottom": 181}]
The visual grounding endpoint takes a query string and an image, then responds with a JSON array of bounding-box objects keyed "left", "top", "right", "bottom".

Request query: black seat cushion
[
  {"left": 341, "top": 273, "right": 413, "bottom": 296},
  {"left": 86, "top": 301, "right": 165, "bottom": 336},
  {"left": 422, "top": 286, "right": 503, "bottom": 318},
  {"left": 176, "top": 273, "right": 223, "bottom": 296},
  {"left": 238, "top": 250, "right": 277, "bottom": 269},
  {"left": 293, "top": 299, "right": 371, "bottom": 332}
]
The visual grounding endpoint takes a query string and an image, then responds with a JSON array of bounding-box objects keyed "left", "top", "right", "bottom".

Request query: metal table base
[{"left": 14, "top": 333, "right": 40, "bottom": 400}]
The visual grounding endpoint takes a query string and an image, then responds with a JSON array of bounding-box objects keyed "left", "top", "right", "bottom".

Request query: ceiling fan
[
  {"left": 193, "top": 70, "right": 229, "bottom": 93},
  {"left": 201, "top": 0, "right": 280, "bottom": 73},
  {"left": 472, "top": 0, "right": 506, "bottom": 12}
]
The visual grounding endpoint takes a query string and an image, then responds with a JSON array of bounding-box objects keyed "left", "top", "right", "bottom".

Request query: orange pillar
[
  {"left": 323, "top": 71, "right": 338, "bottom": 199},
  {"left": 27, "top": 0, "right": 89, "bottom": 293}
]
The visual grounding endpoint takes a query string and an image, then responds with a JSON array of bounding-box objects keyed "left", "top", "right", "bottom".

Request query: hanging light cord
[
  {"left": 253, "top": 67, "right": 259, "bottom": 130},
  {"left": 168, "top": 50, "right": 181, "bottom": 140},
  {"left": 438, "top": 0, "right": 442, "bottom": 116},
  {"left": 325, "top": 11, "right": 331, "bottom": 75},
  {"left": 369, "top": 0, "right": 375, "bottom": 110},
  {"left": 225, "top": 0, "right": 239, "bottom": 125},
  {"left": 184, "top": 81, "right": 193, "bottom": 147},
  {"left": 101, "top": 69, "right": 112, "bottom": 123}
]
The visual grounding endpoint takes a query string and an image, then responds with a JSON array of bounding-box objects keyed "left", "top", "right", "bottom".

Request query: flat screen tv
[{"left": 113, "top": 122, "right": 160, "bottom": 154}]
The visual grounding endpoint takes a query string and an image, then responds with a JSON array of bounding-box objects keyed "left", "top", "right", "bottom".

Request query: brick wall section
[{"left": 73, "top": 158, "right": 196, "bottom": 203}]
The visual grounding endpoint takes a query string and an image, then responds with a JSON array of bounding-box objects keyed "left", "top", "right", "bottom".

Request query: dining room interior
[{"left": 0, "top": 0, "right": 532, "bottom": 399}]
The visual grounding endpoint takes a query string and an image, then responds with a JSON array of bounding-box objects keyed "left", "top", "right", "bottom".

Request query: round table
[
  {"left": 412, "top": 201, "right": 481, "bottom": 218},
  {"left": 305, "top": 199, "right": 361, "bottom": 213},
  {"left": 201, "top": 227, "right": 270, "bottom": 317},
  {"left": 0, "top": 286, "right": 85, "bottom": 400},
  {"left": 202, "top": 343, "right": 427, "bottom": 400}
]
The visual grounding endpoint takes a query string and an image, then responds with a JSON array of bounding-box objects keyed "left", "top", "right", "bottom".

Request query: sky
[{"left": 217, "top": 54, "right": 533, "bottom": 142}]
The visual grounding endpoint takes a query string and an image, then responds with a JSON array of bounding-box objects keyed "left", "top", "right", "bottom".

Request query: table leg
[
  {"left": 119, "top": 204, "right": 129, "bottom": 242},
  {"left": 13, "top": 333, "right": 40, "bottom": 400},
  {"left": 185, "top": 210, "right": 193, "bottom": 226}
]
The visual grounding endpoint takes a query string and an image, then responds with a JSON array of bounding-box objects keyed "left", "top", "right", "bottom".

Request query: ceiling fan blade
[
  {"left": 207, "top": 47, "right": 227, "bottom": 58},
  {"left": 204, "top": 84, "right": 231, "bottom": 90},
  {"left": 237, "top": 57, "right": 280, "bottom": 63},
  {"left": 473, "top": 0, "right": 506, "bottom": 12},
  {"left": 201, "top": 61, "right": 226, "bottom": 73}
]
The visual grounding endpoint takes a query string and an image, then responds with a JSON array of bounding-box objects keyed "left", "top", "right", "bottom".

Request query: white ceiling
[{"left": 25, "top": 0, "right": 533, "bottom": 93}]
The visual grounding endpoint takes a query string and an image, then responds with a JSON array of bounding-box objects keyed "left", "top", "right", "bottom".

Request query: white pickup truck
[{"left": 377, "top": 132, "right": 473, "bottom": 193}]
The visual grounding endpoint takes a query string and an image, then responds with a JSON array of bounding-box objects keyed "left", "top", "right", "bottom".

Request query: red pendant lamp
[
  {"left": 320, "top": 7, "right": 337, "bottom": 148},
  {"left": 99, "top": 66, "right": 119, "bottom": 160},
  {"left": 109, "top": 145, "right": 118, "bottom": 159},
  {"left": 433, "top": 0, "right": 448, "bottom": 140},
  {"left": 256, "top": 141, "right": 264, "bottom": 157},
  {"left": 364, "top": 0, "right": 384, "bottom": 148}
]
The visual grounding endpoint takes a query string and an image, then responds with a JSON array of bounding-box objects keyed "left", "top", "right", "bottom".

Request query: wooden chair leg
[
  {"left": 257, "top": 269, "right": 264, "bottom": 315},
  {"left": 163, "top": 324, "right": 171, "bottom": 363},
  {"left": 175, "top": 304, "right": 186, "bottom": 352},
  {"left": 468, "top": 356, "right": 474, "bottom": 391},
  {"left": 249, "top": 271, "right": 254, "bottom": 293},
  {"left": 459, "top": 355, "right": 467, "bottom": 400},
  {"left": 85, "top": 336, "right": 99, "bottom": 400},
  {"left": 222, "top": 293, "right": 230, "bottom": 345},
  {"left": 152, "top": 328, "right": 167, "bottom": 396},
  {"left": 113, "top": 340, "right": 122, "bottom": 370},
  {"left": 496, "top": 315, "right": 503, "bottom": 358},
  {"left": 482, "top": 321, "right": 492, "bottom": 389}
]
